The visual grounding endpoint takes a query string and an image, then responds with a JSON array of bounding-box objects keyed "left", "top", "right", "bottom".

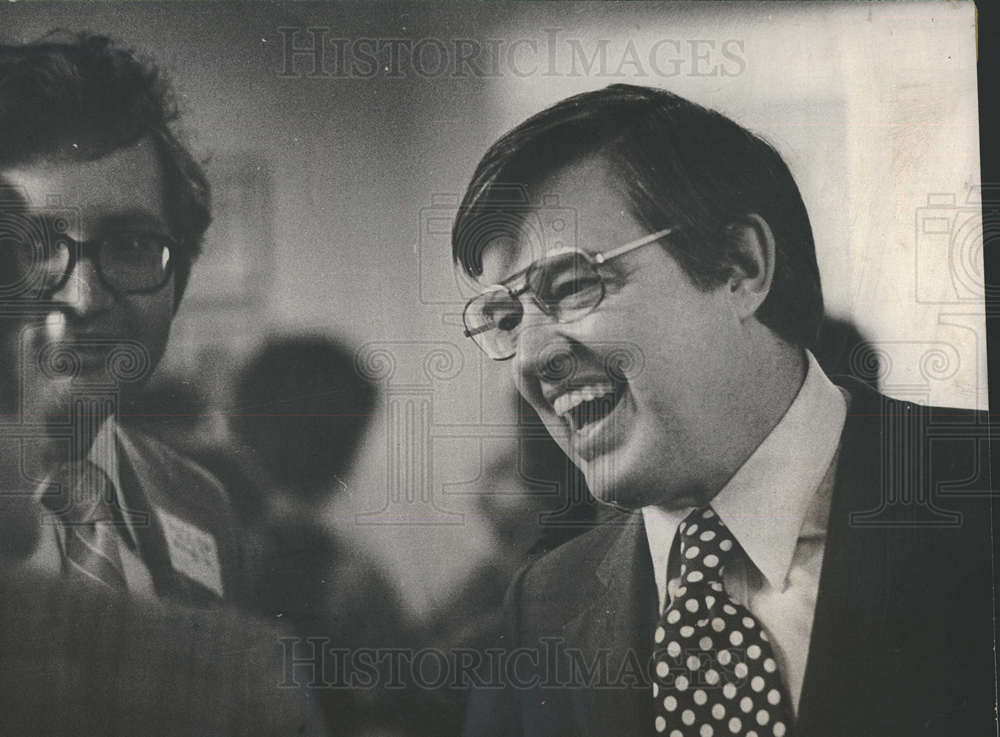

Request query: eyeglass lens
[
  {"left": 5, "top": 231, "right": 172, "bottom": 295},
  {"left": 2, "top": 226, "right": 72, "bottom": 296},
  {"left": 528, "top": 251, "right": 604, "bottom": 313},
  {"left": 464, "top": 250, "right": 605, "bottom": 358},
  {"left": 100, "top": 235, "right": 172, "bottom": 292}
]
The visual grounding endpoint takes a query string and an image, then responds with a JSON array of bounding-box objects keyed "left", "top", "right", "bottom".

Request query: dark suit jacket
[
  {"left": 0, "top": 567, "right": 328, "bottom": 737},
  {"left": 26, "top": 427, "right": 246, "bottom": 606},
  {"left": 117, "top": 428, "right": 245, "bottom": 606},
  {"left": 463, "top": 380, "right": 995, "bottom": 737}
]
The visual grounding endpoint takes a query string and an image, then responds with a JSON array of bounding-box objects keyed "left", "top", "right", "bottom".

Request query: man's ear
[{"left": 724, "top": 213, "right": 776, "bottom": 321}]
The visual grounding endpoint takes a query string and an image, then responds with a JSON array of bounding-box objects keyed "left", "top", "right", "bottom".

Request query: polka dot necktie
[{"left": 652, "top": 507, "right": 793, "bottom": 737}]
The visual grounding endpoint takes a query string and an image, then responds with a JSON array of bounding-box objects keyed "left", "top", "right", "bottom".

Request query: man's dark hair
[
  {"left": 232, "top": 335, "right": 378, "bottom": 500},
  {"left": 452, "top": 84, "right": 824, "bottom": 350},
  {"left": 0, "top": 32, "right": 210, "bottom": 303}
]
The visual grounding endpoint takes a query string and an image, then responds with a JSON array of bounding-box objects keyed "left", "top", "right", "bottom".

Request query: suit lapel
[
  {"left": 797, "top": 380, "right": 896, "bottom": 736},
  {"left": 115, "top": 434, "right": 223, "bottom": 607},
  {"left": 116, "top": 440, "right": 184, "bottom": 600},
  {"left": 563, "top": 514, "right": 658, "bottom": 737}
]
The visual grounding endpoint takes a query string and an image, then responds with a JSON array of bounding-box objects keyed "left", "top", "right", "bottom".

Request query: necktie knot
[
  {"left": 677, "top": 507, "right": 736, "bottom": 583},
  {"left": 652, "top": 506, "right": 794, "bottom": 736},
  {"left": 44, "top": 460, "right": 118, "bottom": 526},
  {"left": 43, "top": 460, "right": 127, "bottom": 590}
]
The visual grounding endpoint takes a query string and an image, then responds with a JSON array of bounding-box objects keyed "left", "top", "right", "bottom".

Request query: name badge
[{"left": 156, "top": 508, "right": 224, "bottom": 597}]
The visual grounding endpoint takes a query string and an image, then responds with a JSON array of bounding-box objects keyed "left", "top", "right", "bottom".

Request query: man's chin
[
  {"left": 582, "top": 467, "right": 650, "bottom": 510},
  {"left": 575, "top": 437, "right": 646, "bottom": 509},
  {"left": 583, "top": 455, "right": 698, "bottom": 510},
  {"left": 588, "top": 482, "right": 703, "bottom": 512}
]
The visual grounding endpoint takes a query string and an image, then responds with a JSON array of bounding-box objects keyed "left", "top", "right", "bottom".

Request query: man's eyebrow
[
  {"left": 93, "top": 209, "right": 171, "bottom": 233},
  {"left": 490, "top": 246, "right": 585, "bottom": 289}
]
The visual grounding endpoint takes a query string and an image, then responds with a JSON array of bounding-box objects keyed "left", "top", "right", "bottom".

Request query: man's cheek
[
  {"left": 23, "top": 369, "right": 70, "bottom": 420},
  {"left": 139, "top": 297, "right": 174, "bottom": 357},
  {"left": 0, "top": 325, "right": 31, "bottom": 416}
]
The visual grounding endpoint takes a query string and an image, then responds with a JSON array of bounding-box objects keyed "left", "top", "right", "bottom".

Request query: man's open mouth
[{"left": 552, "top": 380, "right": 627, "bottom": 432}]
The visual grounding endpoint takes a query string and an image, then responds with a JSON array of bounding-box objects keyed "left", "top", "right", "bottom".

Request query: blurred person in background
[
  {"left": 423, "top": 393, "right": 599, "bottom": 732},
  {"left": 0, "top": 544, "right": 329, "bottom": 736},
  {"left": 0, "top": 33, "right": 325, "bottom": 735},
  {"left": 0, "top": 481, "right": 327, "bottom": 737},
  {"left": 230, "top": 334, "right": 419, "bottom": 736},
  {"left": 0, "top": 32, "right": 243, "bottom": 605},
  {"left": 428, "top": 393, "right": 599, "bottom": 652}
]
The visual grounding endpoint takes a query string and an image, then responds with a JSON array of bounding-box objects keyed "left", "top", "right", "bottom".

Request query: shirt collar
[
  {"left": 89, "top": 417, "right": 141, "bottom": 547},
  {"left": 34, "top": 416, "right": 121, "bottom": 499},
  {"left": 641, "top": 503, "right": 688, "bottom": 613},
  {"left": 35, "top": 416, "right": 139, "bottom": 547},
  {"left": 103, "top": 419, "right": 149, "bottom": 548},
  {"left": 711, "top": 350, "right": 846, "bottom": 589},
  {"left": 86, "top": 415, "right": 120, "bottom": 488},
  {"left": 643, "top": 350, "right": 847, "bottom": 593}
]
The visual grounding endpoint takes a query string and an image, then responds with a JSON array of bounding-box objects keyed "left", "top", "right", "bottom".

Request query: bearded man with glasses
[
  {"left": 455, "top": 85, "right": 993, "bottom": 737},
  {"left": 0, "top": 34, "right": 243, "bottom": 606}
]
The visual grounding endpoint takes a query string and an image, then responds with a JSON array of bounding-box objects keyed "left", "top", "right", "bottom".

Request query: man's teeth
[{"left": 553, "top": 383, "right": 616, "bottom": 417}]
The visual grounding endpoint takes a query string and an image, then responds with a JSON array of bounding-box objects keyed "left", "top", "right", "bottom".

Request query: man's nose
[
  {"left": 513, "top": 303, "right": 577, "bottom": 386},
  {"left": 50, "top": 258, "right": 114, "bottom": 317}
]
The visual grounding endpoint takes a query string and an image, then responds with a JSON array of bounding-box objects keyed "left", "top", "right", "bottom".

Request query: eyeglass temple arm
[
  {"left": 593, "top": 226, "right": 676, "bottom": 264},
  {"left": 464, "top": 323, "right": 493, "bottom": 338}
]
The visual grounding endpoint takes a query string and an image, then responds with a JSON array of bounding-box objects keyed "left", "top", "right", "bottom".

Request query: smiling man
[
  {"left": 0, "top": 34, "right": 241, "bottom": 605},
  {"left": 454, "top": 85, "right": 993, "bottom": 737}
]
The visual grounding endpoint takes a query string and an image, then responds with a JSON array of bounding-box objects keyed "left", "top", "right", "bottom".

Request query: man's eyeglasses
[
  {"left": 10, "top": 231, "right": 176, "bottom": 297},
  {"left": 462, "top": 226, "right": 676, "bottom": 360}
]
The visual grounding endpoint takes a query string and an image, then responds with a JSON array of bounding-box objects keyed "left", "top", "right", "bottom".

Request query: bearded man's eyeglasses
[{"left": 462, "top": 226, "right": 676, "bottom": 360}]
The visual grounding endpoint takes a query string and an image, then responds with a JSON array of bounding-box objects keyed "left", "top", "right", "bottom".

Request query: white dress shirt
[
  {"left": 641, "top": 350, "right": 848, "bottom": 715},
  {"left": 30, "top": 418, "right": 157, "bottom": 598}
]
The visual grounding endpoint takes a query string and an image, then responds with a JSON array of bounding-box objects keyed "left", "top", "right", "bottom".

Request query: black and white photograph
[{"left": 0, "top": 3, "right": 994, "bottom": 736}]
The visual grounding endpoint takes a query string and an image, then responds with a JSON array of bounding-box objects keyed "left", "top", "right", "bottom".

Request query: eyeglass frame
[
  {"left": 28, "top": 232, "right": 177, "bottom": 297},
  {"left": 462, "top": 226, "right": 677, "bottom": 360}
]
